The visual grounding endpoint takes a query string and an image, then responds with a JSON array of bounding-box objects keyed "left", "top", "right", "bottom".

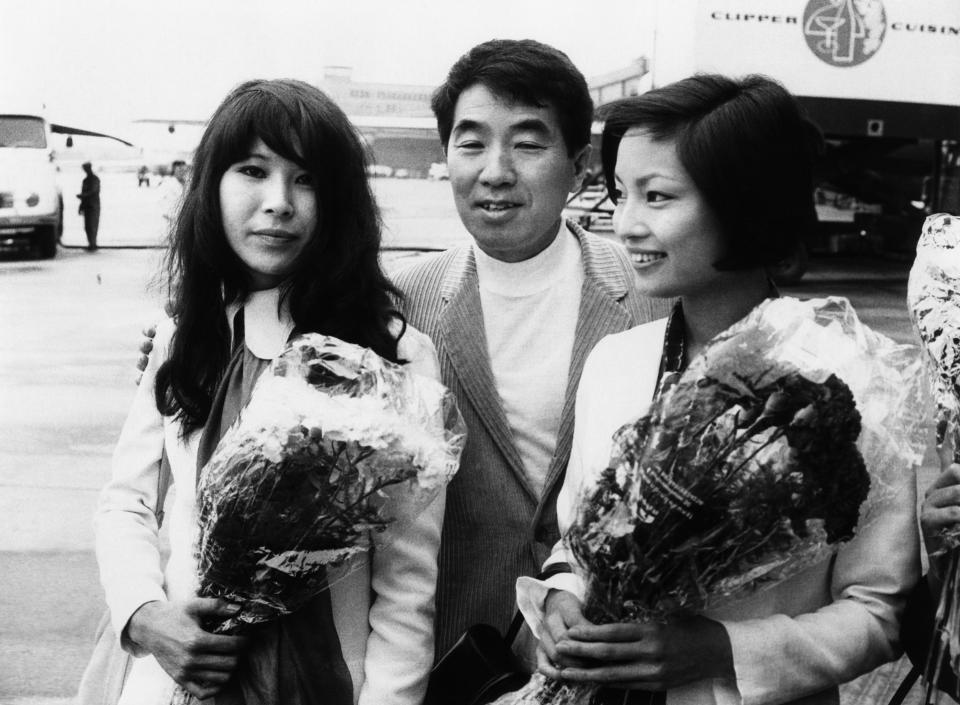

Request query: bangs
[{"left": 213, "top": 88, "right": 322, "bottom": 172}]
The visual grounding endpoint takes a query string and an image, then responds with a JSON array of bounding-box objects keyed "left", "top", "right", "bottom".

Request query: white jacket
[{"left": 95, "top": 288, "right": 445, "bottom": 705}]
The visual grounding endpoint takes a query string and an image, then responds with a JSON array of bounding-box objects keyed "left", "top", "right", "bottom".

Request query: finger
[
  {"left": 927, "top": 468, "right": 960, "bottom": 497},
  {"left": 558, "top": 662, "right": 658, "bottom": 684},
  {"left": 923, "top": 506, "right": 960, "bottom": 533},
  {"left": 187, "top": 652, "right": 241, "bottom": 672},
  {"left": 542, "top": 606, "right": 574, "bottom": 644},
  {"left": 536, "top": 647, "right": 564, "bottom": 680},
  {"left": 188, "top": 598, "right": 242, "bottom": 620},
  {"left": 142, "top": 325, "right": 157, "bottom": 338},
  {"left": 194, "top": 632, "right": 248, "bottom": 654},
  {"left": 926, "top": 483, "right": 960, "bottom": 507},
  {"left": 557, "top": 638, "right": 650, "bottom": 662},
  {"left": 188, "top": 669, "right": 233, "bottom": 686},
  {"left": 567, "top": 622, "right": 650, "bottom": 642},
  {"left": 183, "top": 679, "right": 220, "bottom": 700},
  {"left": 188, "top": 683, "right": 224, "bottom": 701}
]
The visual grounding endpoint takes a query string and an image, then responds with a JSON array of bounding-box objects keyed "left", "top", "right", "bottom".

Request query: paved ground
[{"left": 0, "top": 173, "right": 939, "bottom": 703}]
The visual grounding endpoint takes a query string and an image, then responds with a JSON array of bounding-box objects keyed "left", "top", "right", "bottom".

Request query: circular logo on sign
[{"left": 803, "top": 0, "right": 886, "bottom": 67}]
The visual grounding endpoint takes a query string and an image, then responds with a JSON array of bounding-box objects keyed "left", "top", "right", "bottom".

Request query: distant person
[
  {"left": 159, "top": 160, "right": 188, "bottom": 231},
  {"left": 137, "top": 165, "right": 150, "bottom": 188},
  {"left": 76, "top": 161, "right": 100, "bottom": 250}
]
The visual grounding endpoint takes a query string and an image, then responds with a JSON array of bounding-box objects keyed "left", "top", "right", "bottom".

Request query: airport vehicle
[
  {"left": 564, "top": 174, "right": 613, "bottom": 232},
  {"left": 646, "top": 0, "right": 960, "bottom": 278},
  {"left": 428, "top": 162, "right": 449, "bottom": 181},
  {"left": 0, "top": 111, "right": 132, "bottom": 258}
]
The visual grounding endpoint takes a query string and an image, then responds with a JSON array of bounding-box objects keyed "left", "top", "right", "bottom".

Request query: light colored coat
[
  {"left": 95, "top": 290, "right": 444, "bottom": 705},
  {"left": 392, "top": 222, "right": 670, "bottom": 655},
  {"left": 518, "top": 318, "right": 921, "bottom": 705}
]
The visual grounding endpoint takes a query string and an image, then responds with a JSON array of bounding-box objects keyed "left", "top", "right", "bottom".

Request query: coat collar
[{"left": 437, "top": 219, "right": 632, "bottom": 303}]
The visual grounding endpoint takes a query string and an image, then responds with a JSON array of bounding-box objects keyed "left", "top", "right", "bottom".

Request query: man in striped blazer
[{"left": 393, "top": 39, "right": 668, "bottom": 661}]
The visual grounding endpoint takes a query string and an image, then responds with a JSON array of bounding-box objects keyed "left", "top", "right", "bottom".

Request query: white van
[{"left": 0, "top": 114, "right": 62, "bottom": 258}]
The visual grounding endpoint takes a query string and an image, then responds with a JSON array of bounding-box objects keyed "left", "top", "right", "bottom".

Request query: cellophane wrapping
[
  {"left": 190, "top": 333, "right": 465, "bottom": 631},
  {"left": 501, "top": 296, "right": 925, "bottom": 705},
  {"left": 908, "top": 212, "right": 960, "bottom": 699}
]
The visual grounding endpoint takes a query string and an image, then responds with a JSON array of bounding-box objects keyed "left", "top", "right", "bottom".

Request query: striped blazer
[{"left": 392, "top": 221, "right": 670, "bottom": 656}]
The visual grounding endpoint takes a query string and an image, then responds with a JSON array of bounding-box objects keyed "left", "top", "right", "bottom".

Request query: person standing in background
[{"left": 77, "top": 161, "right": 101, "bottom": 250}]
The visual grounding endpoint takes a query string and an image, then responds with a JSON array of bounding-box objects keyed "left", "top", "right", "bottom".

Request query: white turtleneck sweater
[{"left": 473, "top": 222, "right": 584, "bottom": 496}]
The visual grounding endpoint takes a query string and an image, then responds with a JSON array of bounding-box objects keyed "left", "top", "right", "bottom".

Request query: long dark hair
[{"left": 156, "top": 78, "right": 403, "bottom": 433}]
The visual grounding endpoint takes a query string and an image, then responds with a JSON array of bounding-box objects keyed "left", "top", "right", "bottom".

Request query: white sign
[{"left": 653, "top": 0, "right": 960, "bottom": 106}]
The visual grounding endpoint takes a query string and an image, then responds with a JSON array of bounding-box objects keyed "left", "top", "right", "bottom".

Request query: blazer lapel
[
  {"left": 541, "top": 226, "right": 635, "bottom": 504},
  {"left": 438, "top": 250, "right": 533, "bottom": 498}
]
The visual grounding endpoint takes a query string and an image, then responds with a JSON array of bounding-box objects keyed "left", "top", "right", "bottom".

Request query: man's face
[{"left": 445, "top": 84, "right": 590, "bottom": 263}]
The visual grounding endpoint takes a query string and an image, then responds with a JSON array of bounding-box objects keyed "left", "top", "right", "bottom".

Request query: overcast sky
[{"left": 3, "top": 0, "right": 656, "bottom": 133}]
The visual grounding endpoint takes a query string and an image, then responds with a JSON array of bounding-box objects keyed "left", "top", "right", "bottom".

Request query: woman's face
[
  {"left": 219, "top": 137, "right": 320, "bottom": 290},
  {"left": 611, "top": 129, "right": 728, "bottom": 300}
]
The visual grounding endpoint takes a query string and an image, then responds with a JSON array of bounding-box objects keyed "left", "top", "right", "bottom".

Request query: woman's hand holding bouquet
[{"left": 538, "top": 591, "right": 732, "bottom": 691}]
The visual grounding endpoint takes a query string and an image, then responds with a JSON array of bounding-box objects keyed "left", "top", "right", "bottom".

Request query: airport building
[
  {"left": 110, "top": 59, "right": 650, "bottom": 178},
  {"left": 316, "top": 58, "right": 649, "bottom": 177},
  {"left": 318, "top": 66, "right": 442, "bottom": 179}
]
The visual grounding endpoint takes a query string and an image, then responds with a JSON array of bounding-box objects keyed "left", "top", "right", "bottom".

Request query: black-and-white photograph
[{"left": 2, "top": 1, "right": 959, "bottom": 704}]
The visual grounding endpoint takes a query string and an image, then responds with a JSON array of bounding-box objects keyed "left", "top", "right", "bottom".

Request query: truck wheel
[{"left": 37, "top": 226, "right": 58, "bottom": 259}]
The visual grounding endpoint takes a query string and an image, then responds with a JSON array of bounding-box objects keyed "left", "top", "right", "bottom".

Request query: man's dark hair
[
  {"left": 599, "top": 73, "right": 822, "bottom": 270},
  {"left": 431, "top": 39, "right": 593, "bottom": 156}
]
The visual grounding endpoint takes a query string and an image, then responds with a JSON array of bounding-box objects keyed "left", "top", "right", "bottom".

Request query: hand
[
  {"left": 134, "top": 324, "right": 157, "bottom": 385},
  {"left": 125, "top": 598, "right": 247, "bottom": 699},
  {"left": 540, "top": 614, "right": 734, "bottom": 692},
  {"left": 921, "top": 437, "right": 960, "bottom": 592},
  {"left": 537, "top": 590, "right": 594, "bottom": 672}
]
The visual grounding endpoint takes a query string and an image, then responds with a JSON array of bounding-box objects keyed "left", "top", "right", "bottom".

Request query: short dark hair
[
  {"left": 431, "top": 39, "right": 593, "bottom": 156},
  {"left": 599, "top": 74, "right": 822, "bottom": 270},
  {"left": 157, "top": 79, "right": 401, "bottom": 432}
]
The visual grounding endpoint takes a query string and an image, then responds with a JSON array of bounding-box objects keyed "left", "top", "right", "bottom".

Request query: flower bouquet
[
  {"left": 172, "top": 333, "right": 465, "bottom": 704},
  {"left": 501, "top": 296, "right": 925, "bottom": 705},
  {"left": 907, "top": 212, "right": 960, "bottom": 702}
]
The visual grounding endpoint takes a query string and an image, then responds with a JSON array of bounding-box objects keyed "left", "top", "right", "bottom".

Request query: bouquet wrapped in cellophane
[
  {"left": 502, "top": 296, "right": 925, "bottom": 705},
  {"left": 907, "top": 212, "right": 960, "bottom": 702},
  {"left": 171, "top": 334, "right": 465, "bottom": 704}
]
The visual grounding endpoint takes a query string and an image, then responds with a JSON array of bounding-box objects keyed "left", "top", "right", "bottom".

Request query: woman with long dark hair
[{"left": 94, "top": 79, "right": 443, "bottom": 705}]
